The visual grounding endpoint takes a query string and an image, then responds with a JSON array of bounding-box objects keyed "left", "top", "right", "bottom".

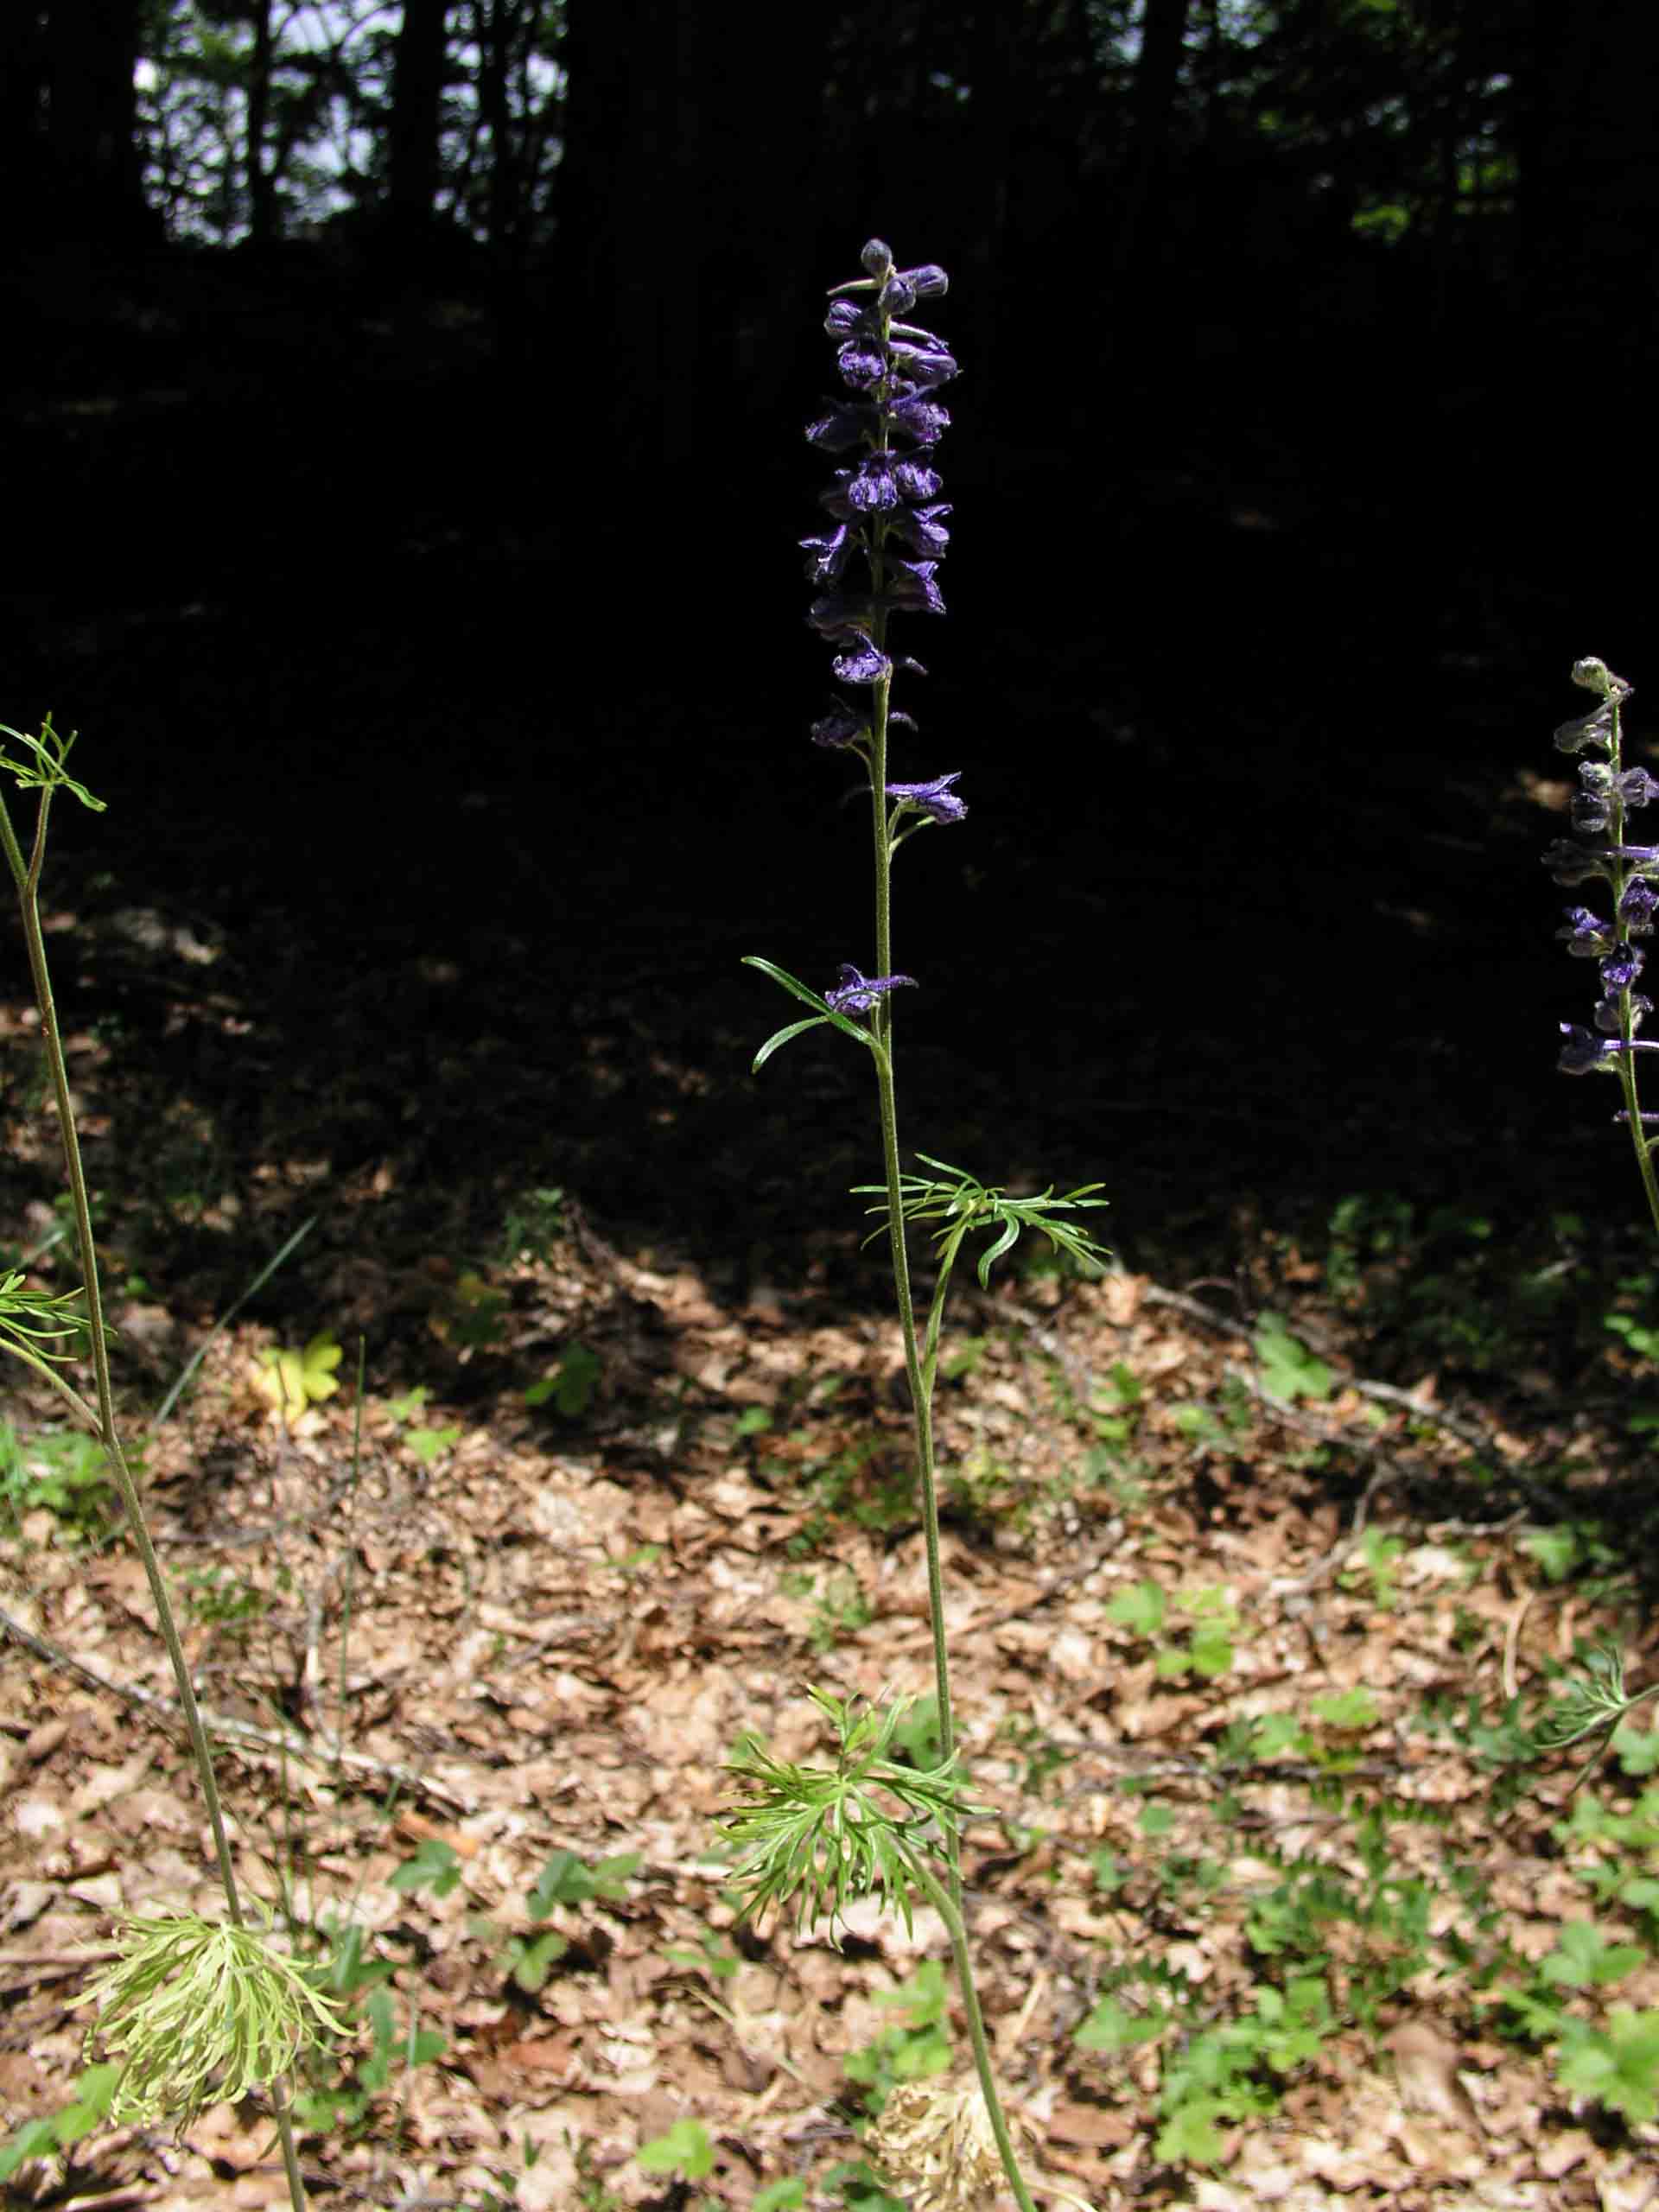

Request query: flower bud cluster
[{"left": 1543, "top": 659, "right": 1659, "bottom": 1098}]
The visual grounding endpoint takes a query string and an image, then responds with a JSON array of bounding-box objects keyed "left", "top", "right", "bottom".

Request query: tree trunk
[
  {"left": 42, "top": 0, "right": 149, "bottom": 243},
  {"left": 387, "top": 0, "right": 450, "bottom": 246},
  {"left": 0, "top": 7, "right": 49, "bottom": 256},
  {"left": 245, "top": 0, "right": 276, "bottom": 244},
  {"left": 557, "top": 0, "right": 829, "bottom": 470},
  {"left": 1115, "top": 0, "right": 1192, "bottom": 280}
]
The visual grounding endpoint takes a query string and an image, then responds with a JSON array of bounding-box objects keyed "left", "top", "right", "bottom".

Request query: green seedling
[
  {"left": 1340, "top": 1528, "right": 1406, "bottom": 1610},
  {"left": 0, "top": 1419, "right": 116, "bottom": 1542},
  {"left": 255, "top": 1332, "right": 343, "bottom": 1419},
  {"left": 0, "top": 2066, "right": 120, "bottom": 2182},
  {"left": 1253, "top": 1312, "right": 1334, "bottom": 1403},
  {"left": 637, "top": 2116, "right": 715, "bottom": 2180},
  {"left": 1105, "top": 1578, "right": 1237, "bottom": 1681},
  {"left": 843, "top": 1961, "right": 953, "bottom": 2110},
  {"left": 524, "top": 1343, "right": 601, "bottom": 1414},
  {"left": 470, "top": 1850, "right": 640, "bottom": 1996}
]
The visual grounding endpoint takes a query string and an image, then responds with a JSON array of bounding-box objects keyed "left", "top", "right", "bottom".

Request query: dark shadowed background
[{"left": 3, "top": 0, "right": 1657, "bottom": 1364}]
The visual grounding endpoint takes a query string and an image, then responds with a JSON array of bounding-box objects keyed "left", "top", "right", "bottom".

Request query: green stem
[
  {"left": 0, "top": 785, "right": 311, "bottom": 2212},
  {"left": 866, "top": 649, "right": 959, "bottom": 1878},
  {"left": 910, "top": 1856, "right": 1039, "bottom": 2212}
]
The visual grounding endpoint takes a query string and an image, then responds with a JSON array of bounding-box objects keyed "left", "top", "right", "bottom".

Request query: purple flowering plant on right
[
  {"left": 722, "top": 241, "right": 1109, "bottom": 2211},
  {"left": 1546, "top": 656, "right": 1659, "bottom": 1236},
  {"left": 1535, "top": 658, "right": 1659, "bottom": 1762}
]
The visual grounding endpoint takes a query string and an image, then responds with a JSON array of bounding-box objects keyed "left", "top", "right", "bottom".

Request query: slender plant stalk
[
  {"left": 865, "top": 650, "right": 959, "bottom": 1829},
  {"left": 851, "top": 277, "right": 1021, "bottom": 2208},
  {"left": 910, "top": 1859, "right": 1040, "bottom": 2212},
  {"left": 0, "top": 774, "right": 311, "bottom": 2212}
]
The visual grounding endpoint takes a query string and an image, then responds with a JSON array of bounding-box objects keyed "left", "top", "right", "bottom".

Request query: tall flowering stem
[
  {"left": 1544, "top": 658, "right": 1659, "bottom": 1238},
  {"left": 804, "top": 238, "right": 963, "bottom": 1828},
  {"left": 739, "top": 242, "right": 1097, "bottom": 2212}
]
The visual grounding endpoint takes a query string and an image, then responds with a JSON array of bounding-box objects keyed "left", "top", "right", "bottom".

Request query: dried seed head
[{"left": 865, "top": 2074, "right": 1021, "bottom": 2212}]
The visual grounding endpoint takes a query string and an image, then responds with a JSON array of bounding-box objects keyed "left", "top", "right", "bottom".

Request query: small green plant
[
  {"left": 781, "top": 1433, "right": 915, "bottom": 1554},
  {"left": 1340, "top": 1527, "right": 1406, "bottom": 1610},
  {"left": 290, "top": 1982, "right": 444, "bottom": 2139},
  {"left": 1106, "top": 1578, "right": 1238, "bottom": 1681},
  {"left": 1253, "top": 1312, "right": 1334, "bottom": 1403},
  {"left": 499, "top": 1184, "right": 567, "bottom": 1264},
  {"left": 524, "top": 1342, "right": 601, "bottom": 1414},
  {"left": 662, "top": 1926, "right": 742, "bottom": 1980},
  {"left": 443, "top": 1270, "right": 511, "bottom": 1352},
  {"left": 177, "top": 1564, "right": 270, "bottom": 1636},
  {"left": 467, "top": 1849, "right": 640, "bottom": 1996},
  {"left": 254, "top": 1331, "right": 343, "bottom": 1419},
  {"left": 0, "top": 1418, "right": 116, "bottom": 1541},
  {"left": 389, "top": 1838, "right": 462, "bottom": 1899},
  {"left": 0, "top": 2065, "right": 121, "bottom": 2183},
  {"left": 843, "top": 1961, "right": 954, "bottom": 2109},
  {"left": 1553, "top": 2008, "right": 1659, "bottom": 2124},
  {"left": 636, "top": 2115, "right": 715, "bottom": 2181}
]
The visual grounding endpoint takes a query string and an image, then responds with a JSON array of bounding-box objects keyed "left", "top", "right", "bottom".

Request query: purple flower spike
[
  {"left": 827, "top": 965, "right": 917, "bottom": 1014},
  {"left": 887, "top": 772, "right": 967, "bottom": 823},
  {"left": 804, "top": 240, "right": 952, "bottom": 712}
]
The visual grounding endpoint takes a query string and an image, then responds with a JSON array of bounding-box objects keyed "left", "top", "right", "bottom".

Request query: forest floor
[{"left": 3, "top": 858, "right": 1659, "bottom": 2212}]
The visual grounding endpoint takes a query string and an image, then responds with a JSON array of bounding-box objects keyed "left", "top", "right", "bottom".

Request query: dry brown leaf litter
[{"left": 1, "top": 1227, "right": 1656, "bottom": 2210}]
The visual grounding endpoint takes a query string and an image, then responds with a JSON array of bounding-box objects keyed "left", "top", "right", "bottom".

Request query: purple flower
[
  {"left": 1573, "top": 763, "right": 1659, "bottom": 832},
  {"left": 811, "top": 700, "right": 869, "bottom": 749},
  {"left": 1554, "top": 706, "right": 1618, "bottom": 754},
  {"left": 891, "top": 455, "right": 943, "bottom": 501},
  {"left": 801, "top": 525, "right": 858, "bottom": 587},
  {"left": 808, "top": 591, "right": 875, "bottom": 638},
  {"left": 826, "top": 964, "right": 917, "bottom": 1014},
  {"left": 847, "top": 451, "right": 903, "bottom": 512},
  {"left": 806, "top": 402, "right": 875, "bottom": 454},
  {"left": 1623, "top": 881, "right": 1659, "bottom": 931},
  {"left": 888, "top": 502, "right": 951, "bottom": 556},
  {"left": 888, "top": 342, "right": 958, "bottom": 390},
  {"left": 1601, "top": 940, "right": 1646, "bottom": 990},
  {"left": 887, "top": 772, "right": 966, "bottom": 823},
  {"left": 1560, "top": 1022, "right": 1659, "bottom": 1070},
  {"left": 886, "top": 558, "right": 944, "bottom": 613},
  {"left": 1560, "top": 1023, "right": 1624, "bottom": 1073},
  {"left": 836, "top": 341, "right": 887, "bottom": 390},
  {"left": 831, "top": 636, "right": 891, "bottom": 686},
  {"left": 1560, "top": 906, "right": 1616, "bottom": 957},
  {"left": 1543, "top": 840, "right": 1612, "bottom": 887},
  {"left": 888, "top": 396, "right": 950, "bottom": 444}
]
